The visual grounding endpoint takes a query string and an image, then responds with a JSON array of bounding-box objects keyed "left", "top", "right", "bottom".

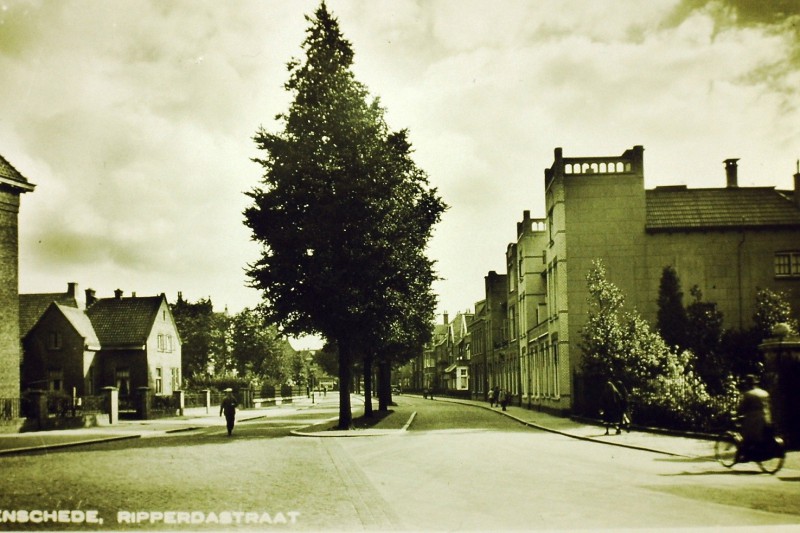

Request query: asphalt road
[{"left": 0, "top": 394, "right": 798, "bottom": 531}]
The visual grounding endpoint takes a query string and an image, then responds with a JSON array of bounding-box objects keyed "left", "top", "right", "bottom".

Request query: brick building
[
  {"left": 0, "top": 155, "right": 35, "bottom": 400},
  {"left": 523, "top": 146, "right": 800, "bottom": 414}
]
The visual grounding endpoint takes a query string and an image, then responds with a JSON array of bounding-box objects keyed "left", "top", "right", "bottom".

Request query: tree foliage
[
  {"left": 229, "top": 307, "right": 298, "bottom": 384},
  {"left": 684, "top": 286, "right": 726, "bottom": 393},
  {"left": 753, "top": 287, "right": 799, "bottom": 339},
  {"left": 244, "top": 3, "right": 445, "bottom": 428},
  {"left": 580, "top": 260, "right": 705, "bottom": 401},
  {"left": 656, "top": 265, "right": 688, "bottom": 350},
  {"left": 171, "top": 294, "right": 229, "bottom": 381}
]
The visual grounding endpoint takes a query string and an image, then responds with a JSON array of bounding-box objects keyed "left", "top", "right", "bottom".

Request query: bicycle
[{"left": 714, "top": 421, "right": 786, "bottom": 474}]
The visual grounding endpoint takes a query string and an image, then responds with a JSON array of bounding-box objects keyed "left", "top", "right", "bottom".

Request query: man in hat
[{"left": 219, "top": 388, "right": 238, "bottom": 436}]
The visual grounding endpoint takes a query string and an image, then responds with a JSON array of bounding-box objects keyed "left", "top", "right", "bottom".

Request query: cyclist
[{"left": 736, "top": 374, "right": 773, "bottom": 458}]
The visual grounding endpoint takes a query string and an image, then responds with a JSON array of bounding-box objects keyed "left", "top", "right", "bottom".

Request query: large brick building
[
  {"left": 515, "top": 146, "right": 800, "bottom": 414},
  {"left": 0, "top": 155, "right": 35, "bottom": 400}
]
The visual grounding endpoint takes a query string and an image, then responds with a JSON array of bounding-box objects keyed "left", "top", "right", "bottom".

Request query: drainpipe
[{"left": 737, "top": 229, "right": 746, "bottom": 330}]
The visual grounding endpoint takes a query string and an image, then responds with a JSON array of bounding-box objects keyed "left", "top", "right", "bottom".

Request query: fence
[
  {"left": 0, "top": 397, "right": 20, "bottom": 422},
  {"left": 148, "top": 394, "right": 180, "bottom": 419},
  {"left": 574, "top": 372, "right": 740, "bottom": 433}
]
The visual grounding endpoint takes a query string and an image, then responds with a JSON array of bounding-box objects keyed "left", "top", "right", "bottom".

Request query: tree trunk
[
  {"left": 363, "top": 354, "right": 373, "bottom": 417},
  {"left": 337, "top": 339, "right": 353, "bottom": 429},
  {"left": 378, "top": 360, "right": 391, "bottom": 411}
]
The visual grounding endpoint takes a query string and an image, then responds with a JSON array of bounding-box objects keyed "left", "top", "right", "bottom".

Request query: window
[
  {"left": 48, "top": 332, "right": 62, "bottom": 350},
  {"left": 158, "top": 334, "right": 174, "bottom": 353},
  {"left": 155, "top": 367, "right": 163, "bottom": 394},
  {"left": 48, "top": 369, "right": 63, "bottom": 391},
  {"left": 116, "top": 368, "right": 131, "bottom": 396},
  {"left": 775, "top": 252, "right": 800, "bottom": 278}
]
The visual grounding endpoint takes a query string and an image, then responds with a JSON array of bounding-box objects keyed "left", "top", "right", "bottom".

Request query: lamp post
[{"left": 305, "top": 355, "right": 315, "bottom": 405}]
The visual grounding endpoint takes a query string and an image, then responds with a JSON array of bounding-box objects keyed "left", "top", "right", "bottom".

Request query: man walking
[{"left": 219, "top": 388, "right": 238, "bottom": 436}]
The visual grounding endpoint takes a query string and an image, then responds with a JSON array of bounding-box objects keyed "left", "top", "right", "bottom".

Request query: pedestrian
[
  {"left": 492, "top": 386, "right": 500, "bottom": 408},
  {"left": 219, "top": 388, "right": 238, "bottom": 436},
  {"left": 499, "top": 388, "right": 509, "bottom": 411},
  {"left": 599, "top": 380, "right": 622, "bottom": 435}
]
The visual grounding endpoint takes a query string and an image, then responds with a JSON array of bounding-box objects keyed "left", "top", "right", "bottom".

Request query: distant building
[
  {"left": 469, "top": 270, "right": 509, "bottom": 401},
  {"left": 0, "top": 154, "right": 35, "bottom": 400}
]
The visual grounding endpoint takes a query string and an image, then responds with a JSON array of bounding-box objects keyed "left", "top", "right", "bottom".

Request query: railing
[
  {"left": 0, "top": 397, "right": 20, "bottom": 421},
  {"left": 184, "top": 391, "right": 209, "bottom": 409}
]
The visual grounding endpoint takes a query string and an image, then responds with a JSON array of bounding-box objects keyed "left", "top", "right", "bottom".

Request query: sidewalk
[
  {"left": 435, "top": 395, "right": 800, "bottom": 470},
  {"left": 2, "top": 394, "right": 798, "bottom": 472},
  {"left": 0, "top": 399, "right": 314, "bottom": 456}
]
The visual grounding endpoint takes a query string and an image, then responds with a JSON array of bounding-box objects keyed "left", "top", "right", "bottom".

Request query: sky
[{"left": 2, "top": 0, "right": 799, "bottom": 350}]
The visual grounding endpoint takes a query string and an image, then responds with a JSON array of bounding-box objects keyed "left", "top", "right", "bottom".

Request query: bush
[{"left": 184, "top": 375, "right": 254, "bottom": 393}]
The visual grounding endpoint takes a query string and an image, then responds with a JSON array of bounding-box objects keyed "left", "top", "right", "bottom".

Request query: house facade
[
  {"left": 0, "top": 155, "right": 35, "bottom": 400},
  {"left": 528, "top": 146, "right": 800, "bottom": 414},
  {"left": 22, "top": 287, "right": 182, "bottom": 399}
]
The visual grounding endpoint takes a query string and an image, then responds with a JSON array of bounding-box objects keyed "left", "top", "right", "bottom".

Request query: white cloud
[{"left": 2, "top": 0, "right": 797, "bottom": 333}]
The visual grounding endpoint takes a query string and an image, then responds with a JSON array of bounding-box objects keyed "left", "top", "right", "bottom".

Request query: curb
[
  {"left": 0, "top": 434, "right": 141, "bottom": 456},
  {"left": 291, "top": 411, "right": 417, "bottom": 438},
  {"left": 435, "top": 397, "right": 693, "bottom": 457}
]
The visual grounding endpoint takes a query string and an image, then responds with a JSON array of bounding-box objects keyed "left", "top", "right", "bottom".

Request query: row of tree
[
  {"left": 581, "top": 260, "right": 797, "bottom": 430},
  {"left": 170, "top": 294, "right": 310, "bottom": 391},
  {"left": 243, "top": 3, "right": 446, "bottom": 428}
]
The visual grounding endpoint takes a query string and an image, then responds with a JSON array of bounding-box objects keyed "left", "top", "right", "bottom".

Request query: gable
[
  {"left": 19, "top": 293, "right": 80, "bottom": 339},
  {"left": 26, "top": 302, "right": 99, "bottom": 350},
  {"left": 56, "top": 304, "right": 100, "bottom": 349}
]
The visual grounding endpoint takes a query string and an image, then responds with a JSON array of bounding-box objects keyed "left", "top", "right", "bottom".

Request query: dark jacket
[{"left": 220, "top": 395, "right": 238, "bottom": 418}]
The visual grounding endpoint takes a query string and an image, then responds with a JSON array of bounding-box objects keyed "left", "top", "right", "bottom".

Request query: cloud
[{"left": 2, "top": 0, "right": 799, "bottom": 327}]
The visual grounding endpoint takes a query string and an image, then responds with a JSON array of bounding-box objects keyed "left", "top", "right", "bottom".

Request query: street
[{"left": 0, "top": 393, "right": 798, "bottom": 531}]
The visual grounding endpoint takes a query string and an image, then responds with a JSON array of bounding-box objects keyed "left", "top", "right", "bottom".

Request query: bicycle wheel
[
  {"left": 757, "top": 437, "right": 786, "bottom": 475},
  {"left": 757, "top": 455, "right": 784, "bottom": 474},
  {"left": 714, "top": 432, "right": 738, "bottom": 468}
]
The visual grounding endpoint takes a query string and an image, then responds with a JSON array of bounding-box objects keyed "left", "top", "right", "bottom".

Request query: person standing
[
  {"left": 600, "top": 380, "right": 623, "bottom": 435},
  {"left": 219, "top": 388, "right": 238, "bottom": 436},
  {"left": 499, "top": 388, "right": 509, "bottom": 411}
]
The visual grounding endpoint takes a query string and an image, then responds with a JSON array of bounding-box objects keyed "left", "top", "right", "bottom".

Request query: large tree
[{"left": 244, "top": 3, "right": 444, "bottom": 429}]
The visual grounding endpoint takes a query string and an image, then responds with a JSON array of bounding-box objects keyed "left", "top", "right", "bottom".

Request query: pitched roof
[
  {"left": 55, "top": 303, "right": 101, "bottom": 349},
  {"left": 86, "top": 295, "right": 164, "bottom": 348},
  {"left": 646, "top": 186, "right": 800, "bottom": 232},
  {"left": 0, "top": 154, "right": 35, "bottom": 192},
  {"left": 19, "top": 292, "right": 80, "bottom": 338}
]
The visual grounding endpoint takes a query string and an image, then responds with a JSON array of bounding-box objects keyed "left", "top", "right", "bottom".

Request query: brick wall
[{"left": 0, "top": 188, "right": 21, "bottom": 398}]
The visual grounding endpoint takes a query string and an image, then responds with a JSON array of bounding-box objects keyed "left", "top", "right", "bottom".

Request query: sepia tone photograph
[{"left": 1, "top": 0, "right": 799, "bottom": 531}]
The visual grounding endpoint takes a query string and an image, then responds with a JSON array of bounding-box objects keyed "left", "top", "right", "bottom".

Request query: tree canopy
[{"left": 244, "top": 3, "right": 445, "bottom": 428}]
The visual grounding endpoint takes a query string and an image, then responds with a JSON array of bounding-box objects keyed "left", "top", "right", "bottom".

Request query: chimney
[
  {"left": 724, "top": 158, "right": 739, "bottom": 188},
  {"left": 794, "top": 160, "right": 800, "bottom": 208},
  {"left": 67, "top": 282, "right": 78, "bottom": 298},
  {"left": 114, "top": 289, "right": 123, "bottom": 299},
  {"left": 85, "top": 288, "right": 97, "bottom": 309},
  {"left": 443, "top": 311, "right": 449, "bottom": 325}
]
